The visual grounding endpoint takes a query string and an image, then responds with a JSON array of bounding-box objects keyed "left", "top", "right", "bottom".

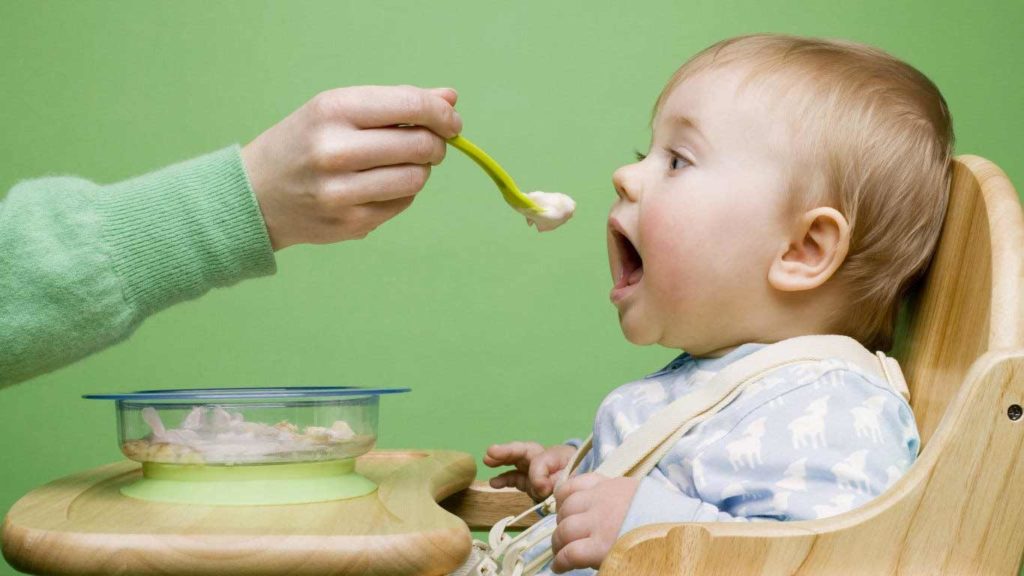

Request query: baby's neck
[
  {"left": 687, "top": 318, "right": 842, "bottom": 360},
  {"left": 689, "top": 284, "right": 850, "bottom": 359},
  {"left": 693, "top": 343, "right": 742, "bottom": 359}
]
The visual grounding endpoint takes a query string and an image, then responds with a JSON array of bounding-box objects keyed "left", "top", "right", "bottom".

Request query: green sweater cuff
[{"left": 95, "top": 146, "right": 276, "bottom": 316}]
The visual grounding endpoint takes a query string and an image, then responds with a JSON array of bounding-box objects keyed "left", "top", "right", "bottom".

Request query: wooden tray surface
[{"left": 2, "top": 450, "right": 476, "bottom": 575}]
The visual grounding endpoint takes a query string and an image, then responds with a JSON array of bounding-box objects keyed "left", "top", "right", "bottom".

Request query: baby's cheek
[
  {"left": 645, "top": 245, "right": 699, "bottom": 308},
  {"left": 644, "top": 213, "right": 701, "bottom": 280}
]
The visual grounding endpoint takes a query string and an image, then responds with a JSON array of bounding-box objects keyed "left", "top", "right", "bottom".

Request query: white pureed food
[
  {"left": 518, "top": 191, "right": 576, "bottom": 232},
  {"left": 123, "top": 406, "right": 369, "bottom": 465}
]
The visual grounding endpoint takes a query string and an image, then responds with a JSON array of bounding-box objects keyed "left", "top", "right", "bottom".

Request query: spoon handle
[{"left": 447, "top": 135, "right": 542, "bottom": 214}]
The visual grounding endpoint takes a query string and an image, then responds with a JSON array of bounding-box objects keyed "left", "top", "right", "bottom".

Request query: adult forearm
[{"left": 0, "top": 146, "right": 276, "bottom": 387}]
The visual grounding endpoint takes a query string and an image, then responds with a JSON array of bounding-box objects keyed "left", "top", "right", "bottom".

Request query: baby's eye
[
  {"left": 670, "top": 155, "right": 691, "bottom": 170},
  {"left": 634, "top": 149, "right": 647, "bottom": 162}
]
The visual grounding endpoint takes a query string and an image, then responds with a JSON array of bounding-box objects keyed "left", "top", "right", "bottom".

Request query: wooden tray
[{"left": 2, "top": 450, "right": 476, "bottom": 576}]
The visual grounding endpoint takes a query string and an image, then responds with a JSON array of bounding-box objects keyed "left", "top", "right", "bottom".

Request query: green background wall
[{"left": 2, "top": 1, "right": 1022, "bottom": 574}]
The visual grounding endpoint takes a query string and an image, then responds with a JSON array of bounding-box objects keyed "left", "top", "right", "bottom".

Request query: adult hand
[{"left": 241, "top": 85, "right": 462, "bottom": 250}]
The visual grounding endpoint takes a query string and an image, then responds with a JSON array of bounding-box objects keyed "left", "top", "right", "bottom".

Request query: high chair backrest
[{"left": 892, "top": 155, "right": 1024, "bottom": 446}]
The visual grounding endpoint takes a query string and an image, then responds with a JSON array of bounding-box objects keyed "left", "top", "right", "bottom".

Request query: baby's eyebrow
[{"left": 673, "top": 115, "right": 710, "bottom": 150}]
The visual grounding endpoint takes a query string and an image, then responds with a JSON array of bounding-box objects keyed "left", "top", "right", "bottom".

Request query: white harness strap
[{"left": 453, "top": 335, "right": 909, "bottom": 576}]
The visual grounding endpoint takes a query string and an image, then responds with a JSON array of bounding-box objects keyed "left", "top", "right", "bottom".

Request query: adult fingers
[
  {"left": 352, "top": 195, "right": 418, "bottom": 234},
  {"left": 322, "top": 164, "right": 431, "bottom": 206},
  {"left": 318, "top": 85, "right": 462, "bottom": 138},
  {"left": 429, "top": 87, "right": 459, "bottom": 106},
  {"left": 311, "top": 194, "right": 417, "bottom": 243},
  {"left": 315, "top": 127, "right": 447, "bottom": 172}
]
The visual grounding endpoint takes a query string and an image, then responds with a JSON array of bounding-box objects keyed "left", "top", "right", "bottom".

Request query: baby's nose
[{"left": 612, "top": 165, "right": 640, "bottom": 202}]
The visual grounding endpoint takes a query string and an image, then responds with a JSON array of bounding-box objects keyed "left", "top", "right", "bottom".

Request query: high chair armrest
[
  {"left": 440, "top": 480, "right": 539, "bottom": 530},
  {"left": 600, "top": 521, "right": 817, "bottom": 575}
]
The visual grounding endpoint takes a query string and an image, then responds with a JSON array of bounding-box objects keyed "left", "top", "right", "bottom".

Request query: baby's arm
[{"left": 617, "top": 368, "right": 918, "bottom": 536}]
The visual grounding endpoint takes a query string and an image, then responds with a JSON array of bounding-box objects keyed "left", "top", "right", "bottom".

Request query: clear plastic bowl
[{"left": 84, "top": 387, "right": 410, "bottom": 466}]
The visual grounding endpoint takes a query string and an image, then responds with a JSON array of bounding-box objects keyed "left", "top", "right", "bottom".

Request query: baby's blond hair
[{"left": 657, "top": 34, "right": 954, "bottom": 351}]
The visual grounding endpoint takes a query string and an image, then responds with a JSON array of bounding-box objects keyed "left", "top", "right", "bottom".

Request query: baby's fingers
[
  {"left": 529, "top": 452, "right": 571, "bottom": 497},
  {"left": 484, "top": 441, "right": 544, "bottom": 469},
  {"left": 551, "top": 536, "right": 602, "bottom": 573},
  {"left": 554, "top": 473, "right": 605, "bottom": 509},
  {"left": 528, "top": 463, "right": 558, "bottom": 499},
  {"left": 489, "top": 470, "right": 530, "bottom": 493}
]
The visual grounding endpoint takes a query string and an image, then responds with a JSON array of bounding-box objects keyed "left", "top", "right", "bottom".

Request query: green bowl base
[{"left": 120, "top": 458, "right": 376, "bottom": 506}]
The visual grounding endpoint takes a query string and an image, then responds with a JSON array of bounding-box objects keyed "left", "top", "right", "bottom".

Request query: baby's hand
[
  {"left": 550, "top": 473, "right": 640, "bottom": 573},
  {"left": 484, "top": 441, "right": 577, "bottom": 502}
]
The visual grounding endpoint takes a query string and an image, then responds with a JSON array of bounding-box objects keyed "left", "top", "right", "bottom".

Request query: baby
[{"left": 485, "top": 34, "right": 953, "bottom": 575}]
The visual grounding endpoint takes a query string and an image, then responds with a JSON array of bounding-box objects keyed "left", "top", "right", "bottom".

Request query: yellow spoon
[{"left": 447, "top": 135, "right": 543, "bottom": 215}]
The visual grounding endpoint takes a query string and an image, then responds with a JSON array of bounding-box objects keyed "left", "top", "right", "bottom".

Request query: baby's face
[{"left": 607, "top": 66, "right": 796, "bottom": 354}]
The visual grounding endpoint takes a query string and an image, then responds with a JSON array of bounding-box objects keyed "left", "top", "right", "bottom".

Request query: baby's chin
[
  {"left": 616, "top": 312, "right": 661, "bottom": 346},
  {"left": 618, "top": 313, "right": 702, "bottom": 351}
]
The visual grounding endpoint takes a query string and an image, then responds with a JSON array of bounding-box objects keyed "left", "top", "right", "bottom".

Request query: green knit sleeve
[{"left": 0, "top": 146, "right": 276, "bottom": 387}]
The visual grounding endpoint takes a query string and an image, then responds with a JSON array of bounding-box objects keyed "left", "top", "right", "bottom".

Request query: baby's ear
[{"left": 767, "top": 207, "right": 850, "bottom": 292}]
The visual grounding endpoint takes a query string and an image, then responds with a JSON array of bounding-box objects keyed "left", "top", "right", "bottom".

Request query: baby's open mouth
[{"left": 613, "top": 229, "right": 644, "bottom": 289}]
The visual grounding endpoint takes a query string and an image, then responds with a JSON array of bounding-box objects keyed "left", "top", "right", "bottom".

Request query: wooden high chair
[{"left": 443, "top": 155, "right": 1024, "bottom": 575}]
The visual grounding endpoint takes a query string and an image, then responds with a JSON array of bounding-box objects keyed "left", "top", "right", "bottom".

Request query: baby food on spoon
[
  {"left": 518, "top": 191, "right": 577, "bottom": 232},
  {"left": 447, "top": 135, "right": 576, "bottom": 232}
]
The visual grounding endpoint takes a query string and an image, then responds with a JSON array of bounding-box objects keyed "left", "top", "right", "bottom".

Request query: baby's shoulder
[
  {"left": 689, "top": 357, "right": 920, "bottom": 462},
  {"left": 717, "top": 357, "right": 915, "bottom": 429},
  {"left": 595, "top": 356, "right": 912, "bottom": 426},
  {"left": 597, "top": 374, "right": 676, "bottom": 414},
  {"left": 741, "top": 357, "right": 903, "bottom": 402}
]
